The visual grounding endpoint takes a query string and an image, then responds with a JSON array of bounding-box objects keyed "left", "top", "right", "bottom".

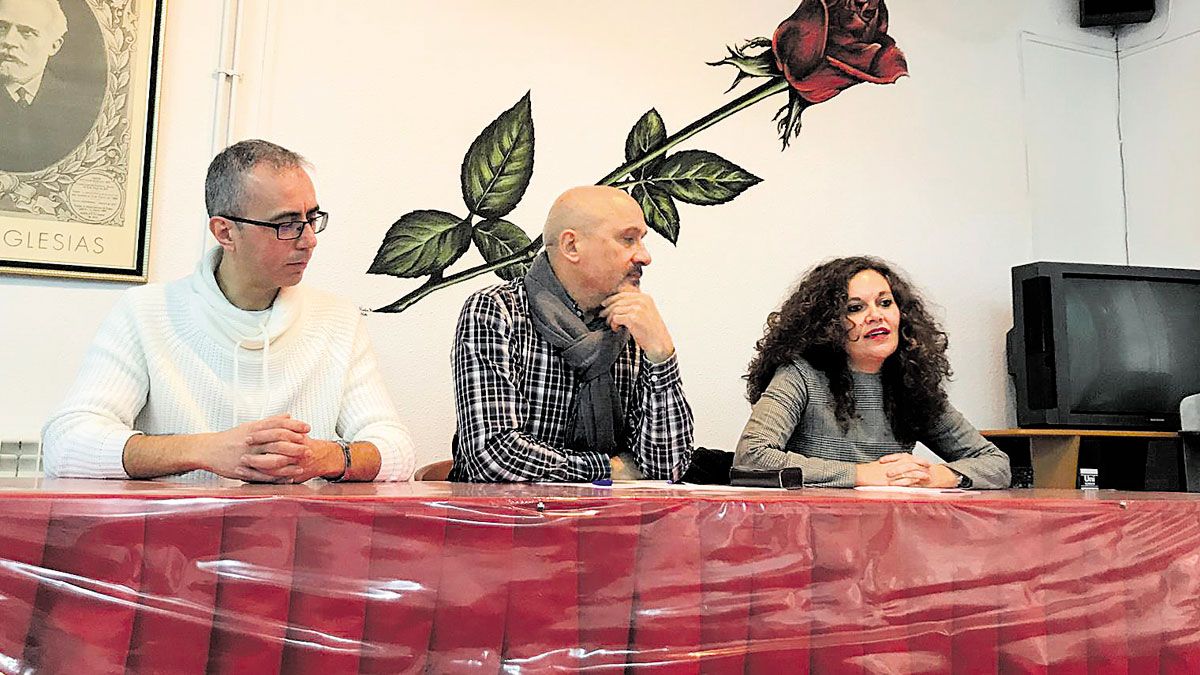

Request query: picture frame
[{"left": 0, "top": 0, "right": 166, "bottom": 282}]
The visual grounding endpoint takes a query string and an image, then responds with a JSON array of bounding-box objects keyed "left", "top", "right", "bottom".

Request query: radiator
[{"left": 0, "top": 439, "right": 42, "bottom": 478}]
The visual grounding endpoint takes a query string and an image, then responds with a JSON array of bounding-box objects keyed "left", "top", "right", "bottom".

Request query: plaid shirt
[{"left": 449, "top": 279, "right": 694, "bottom": 482}]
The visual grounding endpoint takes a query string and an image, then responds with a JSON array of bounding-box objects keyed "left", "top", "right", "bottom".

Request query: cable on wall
[
  {"left": 1114, "top": 26, "right": 1130, "bottom": 265},
  {"left": 1113, "top": 0, "right": 1179, "bottom": 266}
]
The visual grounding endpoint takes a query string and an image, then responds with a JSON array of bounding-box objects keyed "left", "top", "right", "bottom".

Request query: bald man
[{"left": 449, "top": 186, "right": 694, "bottom": 482}]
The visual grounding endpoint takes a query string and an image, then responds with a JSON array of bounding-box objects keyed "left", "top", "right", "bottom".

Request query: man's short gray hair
[{"left": 204, "top": 139, "right": 308, "bottom": 217}]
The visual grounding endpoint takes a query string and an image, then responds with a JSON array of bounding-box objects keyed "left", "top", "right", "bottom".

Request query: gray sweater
[{"left": 734, "top": 358, "right": 1012, "bottom": 488}]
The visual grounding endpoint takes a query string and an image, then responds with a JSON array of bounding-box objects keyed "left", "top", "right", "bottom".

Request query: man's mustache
[{"left": 0, "top": 52, "right": 26, "bottom": 66}]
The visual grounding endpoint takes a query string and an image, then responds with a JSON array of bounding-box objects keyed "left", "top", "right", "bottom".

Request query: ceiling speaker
[{"left": 1080, "top": 0, "right": 1156, "bottom": 27}]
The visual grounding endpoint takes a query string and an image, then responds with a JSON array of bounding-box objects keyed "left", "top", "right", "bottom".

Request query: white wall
[
  {"left": 1119, "top": 0, "right": 1200, "bottom": 269},
  {"left": 0, "top": 1, "right": 1144, "bottom": 470}
]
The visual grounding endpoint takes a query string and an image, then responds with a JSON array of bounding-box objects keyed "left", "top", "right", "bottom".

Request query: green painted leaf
[
  {"left": 368, "top": 210, "right": 472, "bottom": 278},
  {"left": 624, "top": 109, "right": 667, "bottom": 179},
  {"left": 631, "top": 184, "right": 680, "bottom": 245},
  {"left": 473, "top": 218, "right": 534, "bottom": 281},
  {"left": 649, "top": 150, "right": 762, "bottom": 206},
  {"left": 461, "top": 92, "right": 535, "bottom": 219}
]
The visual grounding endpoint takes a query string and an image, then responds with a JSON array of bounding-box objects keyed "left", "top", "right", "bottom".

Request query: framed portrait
[{"left": 0, "top": 0, "right": 165, "bottom": 282}]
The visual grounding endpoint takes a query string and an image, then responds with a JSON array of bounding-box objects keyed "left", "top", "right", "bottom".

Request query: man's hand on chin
[{"left": 599, "top": 288, "right": 675, "bottom": 363}]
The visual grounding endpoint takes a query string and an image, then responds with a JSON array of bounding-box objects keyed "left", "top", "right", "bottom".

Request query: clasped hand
[
  {"left": 207, "top": 414, "right": 339, "bottom": 483},
  {"left": 856, "top": 453, "right": 960, "bottom": 488},
  {"left": 599, "top": 290, "right": 675, "bottom": 363}
]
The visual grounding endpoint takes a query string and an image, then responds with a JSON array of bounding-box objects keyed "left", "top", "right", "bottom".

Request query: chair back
[{"left": 414, "top": 459, "right": 453, "bottom": 481}]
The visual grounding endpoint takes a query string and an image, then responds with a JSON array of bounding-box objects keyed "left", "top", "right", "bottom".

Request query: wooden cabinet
[{"left": 981, "top": 429, "right": 1181, "bottom": 490}]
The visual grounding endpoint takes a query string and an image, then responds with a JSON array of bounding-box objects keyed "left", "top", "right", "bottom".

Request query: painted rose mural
[{"left": 370, "top": 0, "right": 907, "bottom": 313}]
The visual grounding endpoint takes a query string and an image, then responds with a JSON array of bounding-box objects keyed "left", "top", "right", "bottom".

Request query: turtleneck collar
[{"left": 190, "top": 246, "right": 301, "bottom": 350}]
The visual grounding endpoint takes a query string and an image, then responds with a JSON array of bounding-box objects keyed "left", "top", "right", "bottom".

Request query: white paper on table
[
  {"left": 538, "top": 480, "right": 765, "bottom": 491},
  {"left": 612, "top": 480, "right": 769, "bottom": 491},
  {"left": 854, "top": 485, "right": 978, "bottom": 495}
]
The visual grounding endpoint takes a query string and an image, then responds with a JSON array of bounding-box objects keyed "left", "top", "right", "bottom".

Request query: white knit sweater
[{"left": 42, "top": 247, "right": 416, "bottom": 481}]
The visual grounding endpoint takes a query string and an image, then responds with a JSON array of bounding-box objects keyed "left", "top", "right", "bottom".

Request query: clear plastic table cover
[{"left": 2, "top": 479, "right": 1199, "bottom": 673}]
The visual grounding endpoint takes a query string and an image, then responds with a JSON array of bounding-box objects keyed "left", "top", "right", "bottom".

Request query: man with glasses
[{"left": 42, "top": 139, "right": 415, "bottom": 483}]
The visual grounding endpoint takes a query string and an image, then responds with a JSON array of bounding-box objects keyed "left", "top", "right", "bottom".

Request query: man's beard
[{"left": 0, "top": 56, "right": 28, "bottom": 82}]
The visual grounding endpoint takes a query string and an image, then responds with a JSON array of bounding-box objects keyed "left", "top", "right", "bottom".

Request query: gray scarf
[{"left": 523, "top": 252, "right": 627, "bottom": 456}]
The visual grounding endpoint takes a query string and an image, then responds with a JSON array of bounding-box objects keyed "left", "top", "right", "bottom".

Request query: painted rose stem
[{"left": 374, "top": 79, "right": 791, "bottom": 314}]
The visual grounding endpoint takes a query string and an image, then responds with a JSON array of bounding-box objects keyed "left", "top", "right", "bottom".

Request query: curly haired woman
[{"left": 735, "top": 256, "right": 1011, "bottom": 489}]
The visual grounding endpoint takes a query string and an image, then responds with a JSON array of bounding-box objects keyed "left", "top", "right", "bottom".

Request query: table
[
  {"left": 2, "top": 479, "right": 1200, "bottom": 673},
  {"left": 981, "top": 428, "right": 1181, "bottom": 489}
]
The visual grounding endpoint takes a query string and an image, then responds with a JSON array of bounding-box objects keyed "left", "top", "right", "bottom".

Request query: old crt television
[{"left": 1007, "top": 261, "right": 1200, "bottom": 430}]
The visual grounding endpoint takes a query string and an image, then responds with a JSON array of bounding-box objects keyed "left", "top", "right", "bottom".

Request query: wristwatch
[
  {"left": 955, "top": 471, "right": 973, "bottom": 489},
  {"left": 328, "top": 439, "right": 352, "bottom": 482}
]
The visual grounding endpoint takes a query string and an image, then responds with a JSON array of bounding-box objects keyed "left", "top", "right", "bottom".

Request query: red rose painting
[
  {"left": 711, "top": 0, "right": 909, "bottom": 147},
  {"left": 773, "top": 0, "right": 909, "bottom": 105}
]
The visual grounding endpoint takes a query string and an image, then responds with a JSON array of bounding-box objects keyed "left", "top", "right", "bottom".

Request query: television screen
[{"left": 1063, "top": 275, "right": 1200, "bottom": 416}]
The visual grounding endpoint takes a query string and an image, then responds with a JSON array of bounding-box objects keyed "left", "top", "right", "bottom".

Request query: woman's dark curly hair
[{"left": 745, "top": 256, "right": 951, "bottom": 444}]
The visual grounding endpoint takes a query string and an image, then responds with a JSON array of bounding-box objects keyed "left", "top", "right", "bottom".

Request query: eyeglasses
[{"left": 218, "top": 211, "right": 329, "bottom": 240}]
